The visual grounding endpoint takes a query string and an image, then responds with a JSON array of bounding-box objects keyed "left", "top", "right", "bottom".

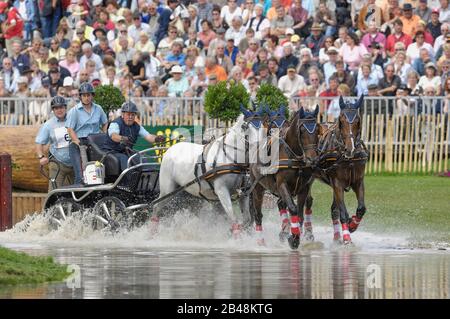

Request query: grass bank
[
  {"left": 309, "top": 175, "right": 450, "bottom": 243},
  {"left": 0, "top": 247, "right": 68, "bottom": 285}
]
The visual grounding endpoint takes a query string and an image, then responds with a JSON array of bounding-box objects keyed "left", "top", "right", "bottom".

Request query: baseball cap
[
  {"left": 291, "top": 35, "right": 300, "bottom": 43},
  {"left": 93, "top": 0, "right": 103, "bottom": 6},
  {"left": 287, "top": 64, "right": 296, "bottom": 72},
  {"left": 367, "top": 83, "right": 378, "bottom": 90},
  {"left": 41, "top": 75, "right": 51, "bottom": 86},
  {"left": 431, "top": 8, "right": 439, "bottom": 14},
  {"left": 63, "top": 77, "right": 74, "bottom": 87},
  {"left": 285, "top": 28, "right": 294, "bottom": 35},
  {"left": 403, "top": 3, "right": 413, "bottom": 11}
]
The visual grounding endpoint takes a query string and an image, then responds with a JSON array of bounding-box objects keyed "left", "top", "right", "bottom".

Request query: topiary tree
[
  {"left": 255, "top": 83, "right": 289, "bottom": 117},
  {"left": 204, "top": 80, "right": 250, "bottom": 122},
  {"left": 93, "top": 85, "right": 126, "bottom": 115}
]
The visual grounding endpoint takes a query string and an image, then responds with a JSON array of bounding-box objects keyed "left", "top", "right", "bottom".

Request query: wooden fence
[
  {"left": 12, "top": 193, "right": 46, "bottom": 225},
  {"left": 362, "top": 114, "right": 449, "bottom": 174}
]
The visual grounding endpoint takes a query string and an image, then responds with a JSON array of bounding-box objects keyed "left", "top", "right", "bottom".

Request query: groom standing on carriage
[{"left": 101, "top": 101, "right": 166, "bottom": 171}]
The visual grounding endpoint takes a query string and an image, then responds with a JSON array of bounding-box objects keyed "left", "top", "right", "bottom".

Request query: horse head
[
  {"left": 239, "top": 104, "right": 267, "bottom": 145},
  {"left": 338, "top": 95, "right": 363, "bottom": 158},
  {"left": 266, "top": 104, "right": 287, "bottom": 129},
  {"left": 296, "top": 105, "right": 321, "bottom": 166}
]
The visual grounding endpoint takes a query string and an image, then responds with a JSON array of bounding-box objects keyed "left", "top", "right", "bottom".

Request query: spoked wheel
[
  {"left": 47, "top": 198, "right": 83, "bottom": 230},
  {"left": 92, "top": 196, "right": 128, "bottom": 231}
]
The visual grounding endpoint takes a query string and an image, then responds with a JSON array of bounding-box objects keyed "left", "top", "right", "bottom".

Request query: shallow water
[{"left": 0, "top": 209, "right": 449, "bottom": 299}]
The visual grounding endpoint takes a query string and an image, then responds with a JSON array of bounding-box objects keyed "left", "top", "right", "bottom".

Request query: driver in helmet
[
  {"left": 66, "top": 82, "right": 108, "bottom": 185},
  {"left": 102, "top": 101, "right": 166, "bottom": 171},
  {"left": 35, "top": 96, "right": 74, "bottom": 191}
]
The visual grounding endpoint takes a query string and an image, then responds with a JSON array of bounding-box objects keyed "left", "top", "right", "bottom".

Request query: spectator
[
  {"left": 236, "top": 56, "right": 252, "bottom": 78},
  {"left": 393, "top": 51, "right": 413, "bottom": 84},
  {"left": 418, "top": 62, "right": 442, "bottom": 94},
  {"left": 191, "top": 67, "right": 208, "bottom": 97},
  {"left": 440, "top": 0, "right": 450, "bottom": 24},
  {"left": 395, "top": 84, "right": 412, "bottom": 116},
  {"left": 196, "top": 0, "right": 214, "bottom": 23},
  {"left": 428, "top": 9, "right": 442, "bottom": 41},
  {"left": 315, "top": 0, "right": 336, "bottom": 37},
  {"left": 221, "top": 0, "right": 243, "bottom": 27},
  {"left": 164, "top": 41, "right": 186, "bottom": 68},
  {"left": 211, "top": 6, "right": 227, "bottom": 32},
  {"left": 79, "top": 42, "right": 103, "bottom": 72},
  {"left": 278, "top": 64, "right": 306, "bottom": 98},
  {"left": 361, "top": 20, "right": 386, "bottom": 53},
  {"left": 205, "top": 56, "right": 227, "bottom": 81},
  {"left": 257, "top": 63, "right": 278, "bottom": 86},
  {"left": 319, "top": 74, "right": 339, "bottom": 111},
  {"left": 0, "top": 2, "right": 24, "bottom": 57},
  {"left": 422, "top": 85, "right": 442, "bottom": 113},
  {"left": 13, "top": 0, "right": 36, "bottom": 44},
  {"left": 415, "top": 0, "right": 432, "bottom": 22},
  {"left": 155, "top": 0, "right": 179, "bottom": 44},
  {"left": 244, "top": 38, "right": 260, "bottom": 69},
  {"left": 378, "top": 64, "right": 402, "bottom": 97},
  {"left": 434, "top": 23, "right": 449, "bottom": 53},
  {"left": 128, "top": 12, "right": 151, "bottom": 44},
  {"left": 357, "top": 0, "right": 383, "bottom": 34},
  {"left": 339, "top": 32, "right": 368, "bottom": 72},
  {"left": 115, "top": 35, "right": 136, "bottom": 70},
  {"left": 185, "top": 45, "right": 204, "bottom": 69},
  {"left": 10, "top": 40, "right": 30, "bottom": 74},
  {"left": 166, "top": 65, "right": 189, "bottom": 98},
  {"left": 416, "top": 20, "right": 435, "bottom": 45},
  {"left": 59, "top": 49, "right": 80, "bottom": 79},
  {"left": 298, "top": 48, "right": 318, "bottom": 80},
  {"left": 225, "top": 16, "right": 246, "bottom": 47},
  {"left": 386, "top": 19, "right": 413, "bottom": 58},
  {"left": 252, "top": 48, "right": 270, "bottom": 76},
  {"left": 270, "top": 5, "right": 294, "bottom": 39},
  {"left": 222, "top": 36, "right": 239, "bottom": 66},
  {"left": 0, "top": 57, "right": 20, "bottom": 94},
  {"left": 442, "top": 76, "right": 450, "bottom": 113},
  {"left": 318, "top": 36, "right": 334, "bottom": 65},
  {"left": 332, "top": 59, "right": 355, "bottom": 93},
  {"left": 185, "top": 27, "right": 204, "bottom": 50},
  {"left": 304, "top": 23, "right": 325, "bottom": 60},
  {"left": 356, "top": 63, "right": 379, "bottom": 96},
  {"left": 264, "top": 34, "right": 284, "bottom": 61},
  {"left": 327, "top": 83, "right": 351, "bottom": 121},
  {"left": 406, "top": 31, "right": 434, "bottom": 62},
  {"left": 400, "top": 3, "right": 422, "bottom": 37},
  {"left": 215, "top": 41, "right": 233, "bottom": 75},
  {"left": 246, "top": 3, "right": 270, "bottom": 41},
  {"left": 278, "top": 42, "right": 299, "bottom": 77},
  {"left": 290, "top": 0, "right": 311, "bottom": 39},
  {"left": 323, "top": 46, "right": 339, "bottom": 86},
  {"left": 238, "top": 27, "right": 256, "bottom": 54},
  {"left": 187, "top": 5, "right": 201, "bottom": 33},
  {"left": 49, "top": 38, "right": 66, "bottom": 61},
  {"left": 334, "top": 26, "right": 348, "bottom": 49}
]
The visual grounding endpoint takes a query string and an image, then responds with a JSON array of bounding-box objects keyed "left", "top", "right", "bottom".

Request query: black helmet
[
  {"left": 79, "top": 82, "right": 95, "bottom": 95},
  {"left": 121, "top": 101, "right": 138, "bottom": 113},
  {"left": 51, "top": 95, "right": 67, "bottom": 108}
]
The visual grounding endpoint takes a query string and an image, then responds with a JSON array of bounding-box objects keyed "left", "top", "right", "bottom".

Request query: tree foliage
[{"left": 93, "top": 85, "right": 126, "bottom": 115}]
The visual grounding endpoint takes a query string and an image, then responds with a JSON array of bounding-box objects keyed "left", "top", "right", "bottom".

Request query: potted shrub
[
  {"left": 93, "top": 85, "right": 126, "bottom": 118},
  {"left": 204, "top": 81, "right": 250, "bottom": 122}
]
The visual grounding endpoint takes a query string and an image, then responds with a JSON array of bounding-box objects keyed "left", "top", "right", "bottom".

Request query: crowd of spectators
[{"left": 0, "top": 0, "right": 449, "bottom": 118}]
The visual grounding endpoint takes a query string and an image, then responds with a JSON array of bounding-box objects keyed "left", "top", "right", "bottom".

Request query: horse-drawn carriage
[
  {"left": 42, "top": 97, "right": 368, "bottom": 250},
  {"left": 43, "top": 133, "right": 163, "bottom": 230}
]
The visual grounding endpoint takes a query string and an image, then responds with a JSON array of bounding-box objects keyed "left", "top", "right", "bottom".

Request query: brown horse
[
  {"left": 308, "top": 95, "right": 368, "bottom": 244},
  {"left": 250, "top": 106, "right": 322, "bottom": 249}
]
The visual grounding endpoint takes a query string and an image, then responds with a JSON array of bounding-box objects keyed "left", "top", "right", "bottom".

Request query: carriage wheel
[
  {"left": 47, "top": 198, "right": 82, "bottom": 230},
  {"left": 92, "top": 196, "right": 128, "bottom": 231}
]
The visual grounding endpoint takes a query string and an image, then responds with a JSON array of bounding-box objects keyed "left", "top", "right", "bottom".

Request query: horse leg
[
  {"left": 215, "top": 185, "right": 242, "bottom": 239},
  {"left": 239, "top": 192, "right": 252, "bottom": 231},
  {"left": 252, "top": 183, "right": 265, "bottom": 246},
  {"left": 303, "top": 190, "right": 314, "bottom": 242},
  {"left": 150, "top": 179, "right": 180, "bottom": 238},
  {"left": 332, "top": 183, "right": 352, "bottom": 245},
  {"left": 349, "top": 179, "right": 366, "bottom": 233},
  {"left": 277, "top": 198, "right": 290, "bottom": 242},
  {"left": 278, "top": 182, "right": 301, "bottom": 250},
  {"left": 331, "top": 197, "right": 341, "bottom": 242}
]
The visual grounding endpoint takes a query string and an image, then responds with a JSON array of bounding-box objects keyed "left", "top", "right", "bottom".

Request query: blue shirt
[
  {"left": 66, "top": 102, "right": 108, "bottom": 138},
  {"left": 165, "top": 53, "right": 186, "bottom": 66},
  {"left": 35, "top": 116, "right": 72, "bottom": 167},
  {"left": 108, "top": 122, "right": 150, "bottom": 138}
]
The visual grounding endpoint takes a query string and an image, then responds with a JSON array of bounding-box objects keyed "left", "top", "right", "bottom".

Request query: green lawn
[
  {"left": 0, "top": 247, "right": 68, "bottom": 285},
  {"left": 308, "top": 175, "right": 450, "bottom": 243}
]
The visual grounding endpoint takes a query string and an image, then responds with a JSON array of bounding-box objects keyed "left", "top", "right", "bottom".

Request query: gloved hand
[
  {"left": 154, "top": 135, "right": 166, "bottom": 144},
  {"left": 120, "top": 136, "right": 133, "bottom": 147}
]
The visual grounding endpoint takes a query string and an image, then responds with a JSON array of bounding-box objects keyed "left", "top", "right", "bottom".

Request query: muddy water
[{"left": 0, "top": 211, "right": 449, "bottom": 299}]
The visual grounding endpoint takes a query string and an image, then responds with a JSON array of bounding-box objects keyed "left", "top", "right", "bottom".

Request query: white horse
[{"left": 153, "top": 107, "right": 267, "bottom": 236}]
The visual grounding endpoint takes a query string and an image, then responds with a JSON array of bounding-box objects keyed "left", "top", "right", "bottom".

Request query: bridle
[
  {"left": 335, "top": 108, "right": 362, "bottom": 159},
  {"left": 296, "top": 117, "right": 319, "bottom": 164}
]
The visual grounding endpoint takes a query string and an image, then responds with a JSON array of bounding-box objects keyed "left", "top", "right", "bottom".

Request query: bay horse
[
  {"left": 250, "top": 106, "right": 322, "bottom": 249},
  {"left": 309, "top": 95, "right": 368, "bottom": 244},
  {"left": 154, "top": 106, "right": 268, "bottom": 237}
]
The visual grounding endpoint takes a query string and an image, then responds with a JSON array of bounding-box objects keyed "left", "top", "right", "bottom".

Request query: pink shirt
[
  {"left": 339, "top": 44, "right": 368, "bottom": 71},
  {"left": 59, "top": 60, "right": 80, "bottom": 78}
]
